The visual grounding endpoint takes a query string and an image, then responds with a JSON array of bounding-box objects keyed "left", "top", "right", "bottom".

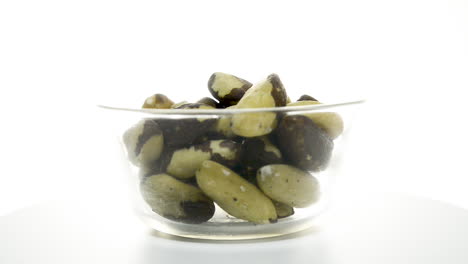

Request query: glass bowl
[{"left": 101, "top": 100, "right": 364, "bottom": 240}]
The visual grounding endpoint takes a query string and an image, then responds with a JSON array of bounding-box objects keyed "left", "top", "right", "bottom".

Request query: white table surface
[{"left": 1, "top": 192, "right": 468, "bottom": 264}]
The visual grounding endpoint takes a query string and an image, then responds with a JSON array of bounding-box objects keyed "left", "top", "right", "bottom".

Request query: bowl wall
[{"left": 110, "top": 102, "right": 363, "bottom": 240}]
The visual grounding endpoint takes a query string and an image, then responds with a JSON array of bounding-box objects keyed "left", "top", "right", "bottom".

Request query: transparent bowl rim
[{"left": 98, "top": 99, "right": 366, "bottom": 116}]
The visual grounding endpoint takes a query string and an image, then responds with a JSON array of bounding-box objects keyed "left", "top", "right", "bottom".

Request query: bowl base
[{"left": 135, "top": 203, "right": 326, "bottom": 240}]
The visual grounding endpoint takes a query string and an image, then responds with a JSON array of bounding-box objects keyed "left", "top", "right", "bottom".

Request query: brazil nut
[
  {"left": 165, "top": 140, "right": 241, "bottom": 179},
  {"left": 275, "top": 115, "right": 334, "bottom": 171},
  {"left": 231, "top": 74, "right": 288, "bottom": 137},
  {"left": 297, "top": 94, "right": 318, "bottom": 102},
  {"left": 196, "top": 160, "right": 277, "bottom": 224},
  {"left": 123, "top": 119, "right": 164, "bottom": 167},
  {"left": 208, "top": 72, "right": 252, "bottom": 106},
  {"left": 273, "top": 201, "right": 294, "bottom": 219},
  {"left": 142, "top": 93, "right": 174, "bottom": 109},
  {"left": 140, "top": 173, "right": 215, "bottom": 223},
  {"left": 287, "top": 100, "right": 344, "bottom": 139},
  {"left": 196, "top": 97, "right": 219, "bottom": 108},
  {"left": 257, "top": 164, "right": 320, "bottom": 208},
  {"left": 240, "top": 136, "right": 282, "bottom": 171}
]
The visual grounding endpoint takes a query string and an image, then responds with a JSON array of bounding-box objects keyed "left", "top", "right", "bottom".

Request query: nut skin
[
  {"left": 273, "top": 201, "right": 294, "bottom": 219},
  {"left": 192, "top": 131, "right": 226, "bottom": 145},
  {"left": 275, "top": 115, "right": 334, "bottom": 171},
  {"left": 196, "top": 97, "right": 219, "bottom": 108},
  {"left": 231, "top": 74, "right": 288, "bottom": 137},
  {"left": 142, "top": 94, "right": 174, "bottom": 109},
  {"left": 257, "top": 164, "right": 320, "bottom": 208},
  {"left": 196, "top": 160, "right": 277, "bottom": 224},
  {"left": 240, "top": 136, "right": 282, "bottom": 171},
  {"left": 139, "top": 157, "right": 165, "bottom": 179},
  {"left": 208, "top": 72, "right": 252, "bottom": 106},
  {"left": 297, "top": 94, "right": 318, "bottom": 102},
  {"left": 192, "top": 130, "right": 243, "bottom": 145},
  {"left": 268, "top": 74, "right": 288, "bottom": 106},
  {"left": 140, "top": 174, "right": 215, "bottom": 223},
  {"left": 234, "top": 165, "right": 258, "bottom": 185},
  {"left": 165, "top": 140, "right": 241, "bottom": 179},
  {"left": 287, "top": 101, "right": 344, "bottom": 139},
  {"left": 216, "top": 103, "right": 230, "bottom": 109},
  {"left": 175, "top": 103, "right": 218, "bottom": 123},
  {"left": 155, "top": 102, "right": 217, "bottom": 148},
  {"left": 235, "top": 135, "right": 283, "bottom": 185},
  {"left": 209, "top": 140, "right": 241, "bottom": 168},
  {"left": 123, "top": 119, "right": 164, "bottom": 167},
  {"left": 156, "top": 119, "right": 214, "bottom": 148}
]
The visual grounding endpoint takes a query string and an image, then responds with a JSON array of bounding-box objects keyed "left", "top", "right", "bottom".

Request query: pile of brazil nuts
[{"left": 123, "top": 72, "right": 343, "bottom": 224}]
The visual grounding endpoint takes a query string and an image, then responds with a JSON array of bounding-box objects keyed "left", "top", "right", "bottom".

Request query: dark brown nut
[
  {"left": 208, "top": 72, "right": 252, "bottom": 106},
  {"left": 287, "top": 101, "right": 344, "bottom": 139},
  {"left": 196, "top": 160, "right": 277, "bottom": 224},
  {"left": 123, "top": 119, "right": 164, "bottom": 167},
  {"left": 156, "top": 113, "right": 216, "bottom": 148},
  {"left": 175, "top": 103, "right": 217, "bottom": 123},
  {"left": 142, "top": 93, "right": 174, "bottom": 109},
  {"left": 273, "top": 201, "right": 294, "bottom": 219},
  {"left": 275, "top": 115, "right": 334, "bottom": 171},
  {"left": 298, "top": 94, "right": 318, "bottom": 102},
  {"left": 157, "top": 119, "right": 215, "bottom": 148},
  {"left": 165, "top": 140, "right": 241, "bottom": 179},
  {"left": 240, "top": 136, "right": 282, "bottom": 170},
  {"left": 231, "top": 74, "right": 288, "bottom": 137},
  {"left": 196, "top": 97, "right": 219, "bottom": 108},
  {"left": 139, "top": 157, "right": 166, "bottom": 179},
  {"left": 140, "top": 174, "right": 215, "bottom": 223},
  {"left": 257, "top": 164, "right": 320, "bottom": 208},
  {"left": 192, "top": 128, "right": 244, "bottom": 145},
  {"left": 179, "top": 176, "right": 199, "bottom": 187},
  {"left": 234, "top": 166, "right": 258, "bottom": 185},
  {"left": 192, "top": 131, "right": 226, "bottom": 145}
]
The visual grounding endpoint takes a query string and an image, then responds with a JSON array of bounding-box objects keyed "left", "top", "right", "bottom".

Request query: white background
[{"left": 0, "top": 0, "right": 467, "bottom": 216}]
